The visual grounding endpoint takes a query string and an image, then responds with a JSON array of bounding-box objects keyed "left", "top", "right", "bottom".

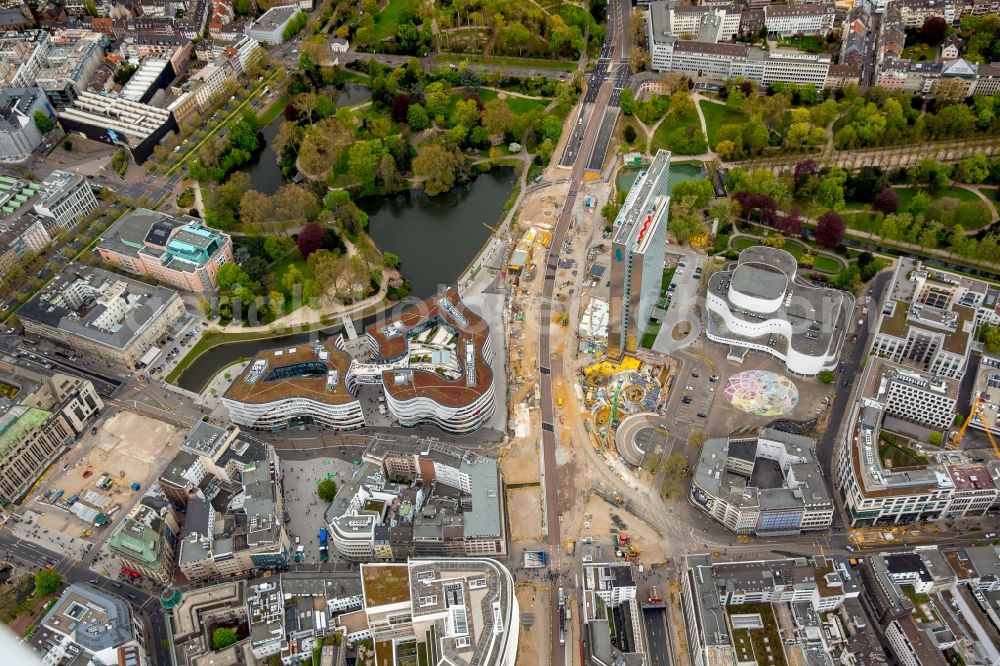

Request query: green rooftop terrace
[{"left": 0, "top": 407, "right": 51, "bottom": 458}]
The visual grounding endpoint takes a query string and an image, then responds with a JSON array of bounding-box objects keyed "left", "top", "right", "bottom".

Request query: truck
[{"left": 319, "top": 528, "right": 329, "bottom": 562}]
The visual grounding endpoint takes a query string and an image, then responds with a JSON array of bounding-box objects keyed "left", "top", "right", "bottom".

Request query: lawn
[
  {"left": 505, "top": 96, "right": 550, "bottom": 115},
  {"left": 373, "top": 0, "right": 418, "bottom": 40},
  {"left": 879, "top": 431, "right": 929, "bottom": 469},
  {"left": 843, "top": 211, "right": 883, "bottom": 235},
  {"left": 270, "top": 251, "right": 315, "bottom": 299},
  {"left": 778, "top": 34, "right": 827, "bottom": 54},
  {"left": 893, "top": 186, "right": 982, "bottom": 207},
  {"left": 641, "top": 321, "right": 662, "bottom": 349},
  {"left": 436, "top": 53, "right": 579, "bottom": 71},
  {"left": 902, "top": 43, "right": 936, "bottom": 62},
  {"left": 698, "top": 100, "right": 743, "bottom": 147},
  {"left": 650, "top": 109, "right": 706, "bottom": 155},
  {"left": 727, "top": 603, "right": 787, "bottom": 666}
]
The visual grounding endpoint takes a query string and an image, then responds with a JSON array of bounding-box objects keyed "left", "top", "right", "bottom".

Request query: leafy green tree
[
  {"left": 908, "top": 191, "right": 933, "bottom": 217},
  {"left": 423, "top": 82, "right": 450, "bottom": 119},
  {"left": 709, "top": 199, "right": 739, "bottom": 227},
  {"left": 406, "top": 104, "right": 429, "bottom": 131},
  {"left": 958, "top": 154, "right": 990, "bottom": 183},
  {"left": 619, "top": 88, "right": 637, "bottom": 116},
  {"left": 282, "top": 12, "right": 307, "bottom": 41},
  {"left": 672, "top": 179, "right": 713, "bottom": 209},
  {"left": 981, "top": 323, "right": 1000, "bottom": 354},
  {"left": 725, "top": 87, "right": 745, "bottom": 111},
  {"left": 452, "top": 99, "right": 480, "bottom": 128},
  {"left": 539, "top": 115, "right": 563, "bottom": 143},
  {"left": 382, "top": 251, "right": 400, "bottom": 268},
  {"left": 282, "top": 264, "right": 303, "bottom": 293},
  {"left": 33, "top": 111, "right": 54, "bottom": 134},
  {"left": 348, "top": 140, "right": 384, "bottom": 194},
  {"left": 212, "top": 627, "right": 238, "bottom": 650},
  {"left": 816, "top": 172, "right": 846, "bottom": 211},
  {"left": 413, "top": 143, "right": 460, "bottom": 196},
  {"left": 217, "top": 263, "right": 251, "bottom": 291},
  {"left": 34, "top": 570, "right": 62, "bottom": 597},
  {"left": 928, "top": 431, "right": 944, "bottom": 446},
  {"left": 264, "top": 236, "right": 293, "bottom": 261},
  {"left": 818, "top": 370, "right": 835, "bottom": 384},
  {"left": 482, "top": 99, "right": 516, "bottom": 138},
  {"left": 317, "top": 478, "right": 338, "bottom": 502},
  {"left": 667, "top": 195, "right": 705, "bottom": 245}
]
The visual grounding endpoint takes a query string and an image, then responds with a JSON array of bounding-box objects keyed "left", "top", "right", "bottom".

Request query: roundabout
[{"left": 614, "top": 412, "right": 667, "bottom": 467}]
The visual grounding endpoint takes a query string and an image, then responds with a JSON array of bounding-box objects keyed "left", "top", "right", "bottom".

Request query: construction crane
[
  {"left": 950, "top": 396, "right": 1000, "bottom": 459},
  {"left": 603, "top": 380, "right": 623, "bottom": 452}
]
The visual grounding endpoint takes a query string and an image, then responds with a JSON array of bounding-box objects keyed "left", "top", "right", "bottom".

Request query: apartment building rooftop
[
  {"left": 970, "top": 354, "right": 1000, "bottom": 435},
  {"left": 673, "top": 38, "right": 750, "bottom": 57},
  {"left": 0, "top": 170, "right": 82, "bottom": 223},
  {"left": 693, "top": 430, "right": 832, "bottom": 513},
  {"left": 101, "top": 208, "right": 231, "bottom": 275},
  {"left": 107, "top": 503, "right": 169, "bottom": 568},
  {"left": 765, "top": 3, "right": 835, "bottom": 16},
  {"left": 0, "top": 30, "right": 47, "bottom": 86},
  {"left": 0, "top": 86, "right": 47, "bottom": 133},
  {"left": 0, "top": 405, "right": 49, "bottom": 458},
  {"left": 325, "top": 442, "right": 504, "bottom": 556}
]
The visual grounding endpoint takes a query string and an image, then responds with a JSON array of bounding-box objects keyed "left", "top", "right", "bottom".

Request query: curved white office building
[
  {"left": 346, "top": 288, "right": 496, "bottom": 434},
  {"left": 705, "top": 246, "right": 853, "bottom": 376},
  {"left": 222, "top": 337, "right": 365, "bottom": 431}
]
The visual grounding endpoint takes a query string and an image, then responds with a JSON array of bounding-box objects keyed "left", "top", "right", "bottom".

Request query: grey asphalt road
[
  {"left": 587, "top": 107, "right": 619, "bottom": 171},
  {"left": 817, "top": 271, "right": 891, "bottom": 495},
  {"left": 642, "top": 607, "right": 670, "bottom": 666},
  {"left": 1, "top": 531, "right": 171, "bottom": 666}
]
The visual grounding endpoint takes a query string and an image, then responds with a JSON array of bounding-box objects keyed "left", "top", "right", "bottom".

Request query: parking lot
[
  {"left": 140, "top": 314, "right": 204, "bottom": 380},
  {"left": 672, "top": 366, "right": 720, "bottom": 427},
  {"left": 281, "top": 456, "right": 360, "bottom": 563}
]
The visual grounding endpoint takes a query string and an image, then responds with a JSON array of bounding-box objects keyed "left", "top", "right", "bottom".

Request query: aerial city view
[{"left": 4, "top": 0, "right": 1000, "bottom": 664}]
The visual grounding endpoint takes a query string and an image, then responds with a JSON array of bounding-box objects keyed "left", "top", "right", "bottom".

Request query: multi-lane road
[
  {"left": 538, "top": 1, "right": 631, "bottom": 662},
  {"left": 1, "top": 530, "right": 172, "bottom": 666}
]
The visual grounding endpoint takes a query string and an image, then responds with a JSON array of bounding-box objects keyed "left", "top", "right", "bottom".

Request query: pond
[
  {"left": 616, "top": 161, "right": 704, "bottom": 196},
  {"left": 364, "top": 167, "right": 516, "bottom": 300},
  {"left": 245, "top": 84, "right": 373, "bottom": 196},
  {"left": 176, "top": 167, "right": 516, "bottom": 392}
]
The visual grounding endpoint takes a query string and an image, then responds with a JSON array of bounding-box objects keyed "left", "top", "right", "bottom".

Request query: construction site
[{"left": 26, "top": 410, "right": 185, "bottom": 538}]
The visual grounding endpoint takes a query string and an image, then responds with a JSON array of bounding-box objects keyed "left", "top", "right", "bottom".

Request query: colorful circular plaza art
[{"left": 723, "top": 370, "right": 799, "bottom": 416}]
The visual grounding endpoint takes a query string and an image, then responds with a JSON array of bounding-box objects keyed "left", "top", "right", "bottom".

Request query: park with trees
[
  {"left": 189, "top": 48, "right": 580, "bottom": 326},
  {"left": 348, "top": 0, "right": 607, "bottom": 61}
]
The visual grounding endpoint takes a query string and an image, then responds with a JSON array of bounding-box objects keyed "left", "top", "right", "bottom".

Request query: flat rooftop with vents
[{"left": 17, "top": 265, "right": 183, "bottom": 364}]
